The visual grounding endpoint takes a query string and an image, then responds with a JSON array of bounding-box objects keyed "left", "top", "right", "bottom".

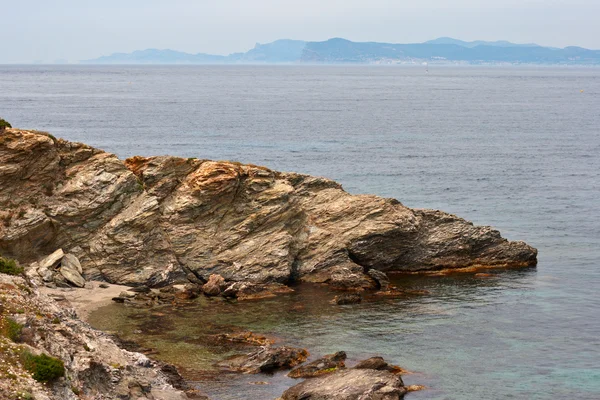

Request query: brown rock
[
  {"left": 202, "top": 274, "right": 226, "bottom": 296},
  {"left": 354, "top": 356, "right": 408, "bottom": 374},
  {"left": 330, "top": 293, "right": 362, "bottom": 305},
  {"left": 0, "top": 129, "right": 538, "bottom": 290},
  {"left": 288, "top": 351, "right": 347, "bottom": 378}
]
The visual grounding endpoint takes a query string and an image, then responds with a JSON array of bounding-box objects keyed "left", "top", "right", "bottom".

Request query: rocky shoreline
[{"left": 0, "top": 127, "right": 538, "bottom": 399}]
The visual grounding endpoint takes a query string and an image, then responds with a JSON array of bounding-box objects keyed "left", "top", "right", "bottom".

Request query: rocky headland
[
  {"left": 0, "top": 128, "right": 536, "bottom": 289},
  {"left": 0, "top": 128, "right": 538, "bottom": 399}
]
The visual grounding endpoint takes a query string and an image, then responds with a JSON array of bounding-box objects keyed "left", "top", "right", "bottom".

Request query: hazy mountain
[
  {"left": 424, "top": 37, "right": 541, "bottom": 48},
  {"left": 82, "top": 38, "right": 600, "bottom": 65},
  {"left": 82, "top": 49, "right": 226, "bottom": 64}
]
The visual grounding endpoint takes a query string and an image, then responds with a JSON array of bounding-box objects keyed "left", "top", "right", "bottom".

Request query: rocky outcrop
[
  {"left": 280, "top": 368, "right": 407, "bottom": 400},
  {"left": 218, "top": 345, "right": 308, "bottom": 374},
  {"left": 0, "top": 129, "right": 537, "bottom": 288},
  {"left": 26, "top": 249, "right": 86, "bottom": 288},
  {"left": 0, "top": 273, "right": 203, "bottom": 399}
]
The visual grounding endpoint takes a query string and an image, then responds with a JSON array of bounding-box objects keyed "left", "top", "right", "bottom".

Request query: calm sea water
[{"left": 1, "top": 65, "right": 599, "bottom": 399}]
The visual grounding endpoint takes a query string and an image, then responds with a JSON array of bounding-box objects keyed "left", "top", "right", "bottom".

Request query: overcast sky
[{"left": 2, "top": 0, "right": 599, "bottom": 63}]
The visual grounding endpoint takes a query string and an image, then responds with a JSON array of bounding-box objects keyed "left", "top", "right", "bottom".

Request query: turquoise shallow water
[{"left": 1, "top": 65, "right": 599, "bottom": 399}]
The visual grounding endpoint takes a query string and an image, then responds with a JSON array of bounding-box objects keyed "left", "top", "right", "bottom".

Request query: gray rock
[
  {"left": 368, "top": 269, "right": 390, "bottom": 291},
  {"left": 60, "top": 263, "right": 85, "bottom": 287},
  {"left": 39, "top": 249, "right": 64, "bottom": 270},
  {"left": 53, "top": 273, "right": 71, "bottom": 288},
  {"left": 219, "top": 345, "right": 308, "bottom": 374},
  {"left": 281, "top": 368, "right": 407, "bottom": 400},
  {"left": 61, "top": 253, "right": 83, "bottom": 274},
  {"left": 37, "top": 264, "right": 55, "bottom": 282}
]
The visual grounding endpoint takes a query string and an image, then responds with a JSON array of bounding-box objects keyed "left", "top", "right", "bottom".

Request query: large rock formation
[{"left": 0, "top": 129, "right": 537, "bottom": 288}]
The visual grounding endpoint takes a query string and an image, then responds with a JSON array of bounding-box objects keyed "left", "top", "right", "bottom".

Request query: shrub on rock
[
  {"left": 22, "top": 351, "right": 65, "bottom": 383},
  {"left": 0, "top": 118, "right": 11, "bottom": 131}
]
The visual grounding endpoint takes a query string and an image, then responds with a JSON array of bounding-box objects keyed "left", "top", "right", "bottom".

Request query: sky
[{"left": 1, "top": 0, "right": 599, "bottom": 63}]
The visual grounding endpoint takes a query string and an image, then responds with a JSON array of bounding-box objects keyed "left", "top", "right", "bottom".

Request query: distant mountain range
[{"left": 82, "top": 38, "right": 600, "bottom": 65}]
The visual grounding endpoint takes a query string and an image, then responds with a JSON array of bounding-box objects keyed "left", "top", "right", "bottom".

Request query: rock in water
[
  {"left": 354, "top": 356, "right": 407, "bottom": 374},
  {"left": 0, "top": 129, "right": 538, "bottom": 288},
  {"left": 367, "top": 269, "right": 390, "bottom": 290},
  {"left": 281, "top": 368, "right": 407, "bottom": 400},
  {"left": 219, "top": 346, "right": 309, "bottom": 374},
  {"left": 288, "top": 351, "right": 347, "bottom": 378}
]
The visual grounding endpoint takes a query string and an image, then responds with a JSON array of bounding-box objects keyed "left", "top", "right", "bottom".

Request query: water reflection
[{"left": 89, "top": 268, "right": 547, "bottom": 399}]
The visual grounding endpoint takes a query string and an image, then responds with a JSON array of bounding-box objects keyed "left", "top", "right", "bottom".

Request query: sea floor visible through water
[{"left": 2, "top": 65, "right": 599, "bottom": 399}]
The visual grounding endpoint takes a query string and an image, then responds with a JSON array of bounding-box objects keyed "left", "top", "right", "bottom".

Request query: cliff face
[{"left": 0, "top": 129, "right": 537, "bottom": 287}]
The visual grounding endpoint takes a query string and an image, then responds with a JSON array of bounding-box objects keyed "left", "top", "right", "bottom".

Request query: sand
[{"left": 39, "top": 281, "right": 134, "bottom": 321}]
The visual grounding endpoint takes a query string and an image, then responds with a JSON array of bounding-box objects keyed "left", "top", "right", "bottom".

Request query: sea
[{"left": 1, "top": 65, "right": 599, "bottom": 399}]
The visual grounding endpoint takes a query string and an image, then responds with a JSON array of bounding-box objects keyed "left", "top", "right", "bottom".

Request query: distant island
[{"left": 82, "top": 37, "right": 600, "bottom": 65}]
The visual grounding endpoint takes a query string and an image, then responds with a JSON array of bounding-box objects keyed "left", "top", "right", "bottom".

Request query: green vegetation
[
  {"left": 4, "top": 318, "right": 23, "bottom": 342},
  {"left": 0, "top": 257, "right": 23, "bottom": 276},
  {"left": 21, "top": 351, "right": 65, "bottom": 383},
  {"left": 0, "top": 118, "right": 11, "bottom": 131}
]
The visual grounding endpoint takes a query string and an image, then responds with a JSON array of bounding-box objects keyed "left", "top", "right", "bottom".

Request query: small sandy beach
[{"left": 39, "top": 281, "right": 133, "bottom": 321}]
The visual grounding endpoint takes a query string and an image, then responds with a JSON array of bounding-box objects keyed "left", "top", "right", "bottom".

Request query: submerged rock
[
  {"left": 221, "top": 281, "right": 294, "bottom": 300},
  {"left": 281, "top": 368, "right": 407, "bottom": 400},
  {"left": 219, "top": 346, "right": 309, "bottom": 374},
  {"left": 288, "top": 351, "right": 347, "bottom": 378},
  {"left": 0, "top": 129, "right": 537, "bottom": 289},
  {"left": 331, "top": 293, "right": 362, "bottom": 305},
  {"left": 214, "top": 331, "right": 275, "bottom": 347}
]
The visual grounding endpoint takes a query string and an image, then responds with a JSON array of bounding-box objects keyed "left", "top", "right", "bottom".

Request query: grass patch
[
  {"left": 3, "top": 318, "right": 23, "bottom": 342},
  {"left": 22, "top": 351, "right": 65, "bottom": 383},
  {"left": 0, "top": 257, "right": 23, "bottom": 276}
]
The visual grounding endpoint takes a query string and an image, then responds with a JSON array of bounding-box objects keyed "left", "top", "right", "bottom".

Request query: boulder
[
  {"left": 36, "top": 264, "right": 55, "bottom": 282},
  {"left": 61, "top": 253, "right": 83, "bottom": 274},
  {"left": 281, "top": 368, "right": 407, "bottom": 400},
  {"left": 60, "top": 262, "right": 86, "bottom": 288},
  {"left": 39, "top": 249, "right": 64, "bottom": 270},
  {"left": 288, "top": 351, "right": 347, "bottom": 378},
  {"left": 202, "top": 274, "right": 226, "bottom": 296},
  {"left": 219, "top": 346, "right": 308, "bottom": 374}
]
